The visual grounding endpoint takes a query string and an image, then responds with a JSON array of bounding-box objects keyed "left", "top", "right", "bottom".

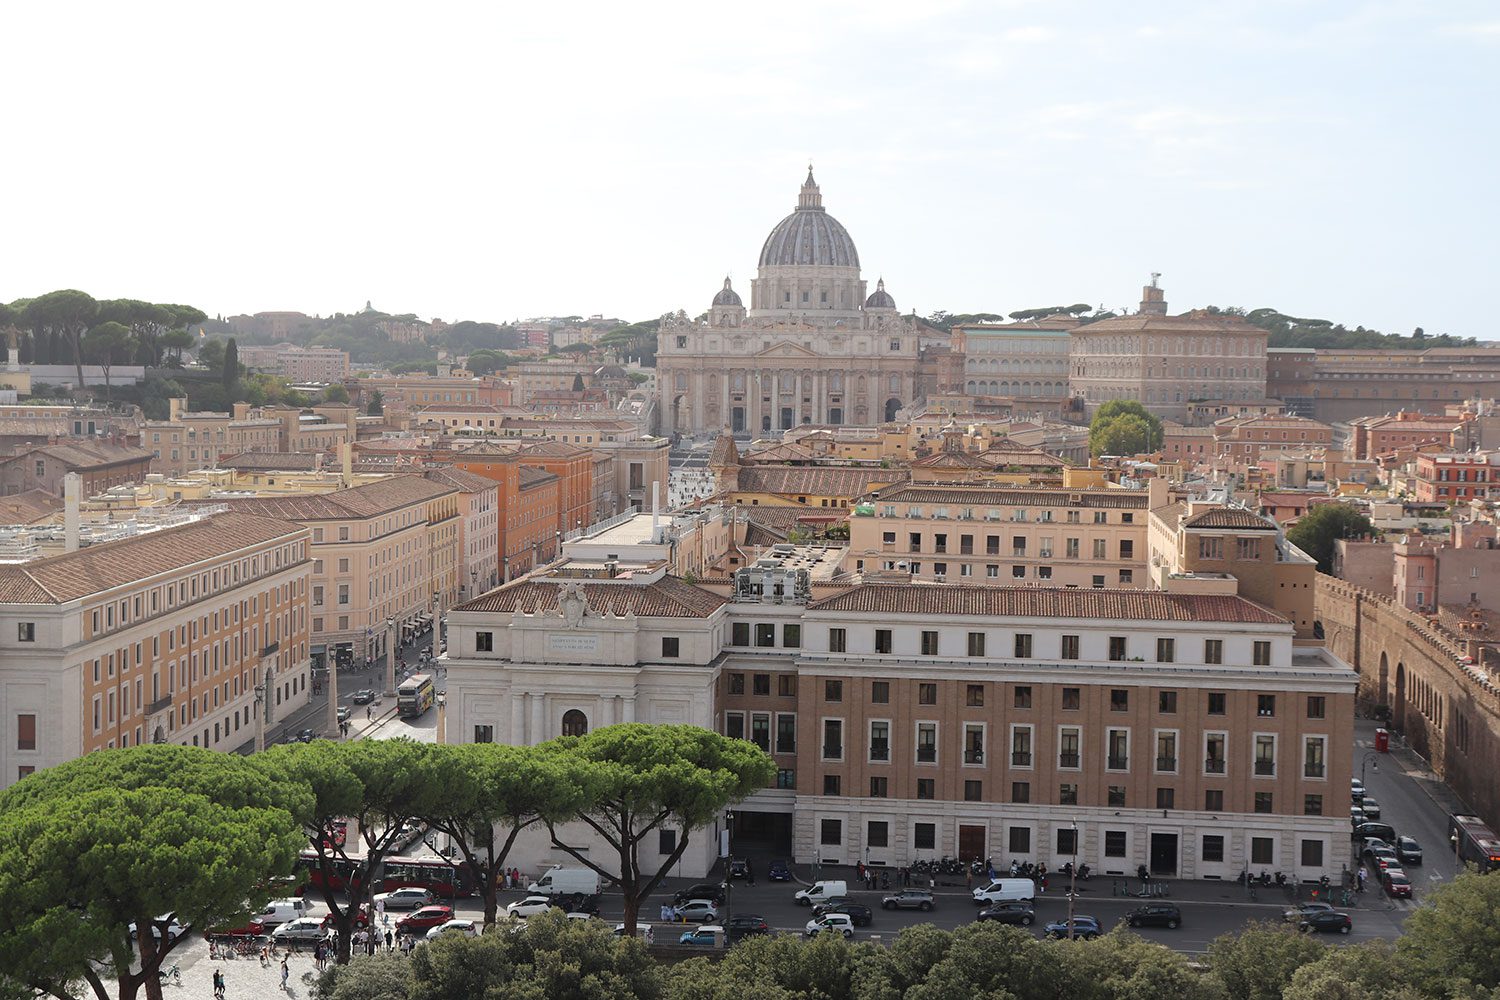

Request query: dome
[
  {"left": 757, "top": 168, "right": 861, "bottom": 269},
  {"left": 712, "top": 277, "right": 742, "bottom": 307},
  {"left": 865, "top": 278, "right": 896, "bottom": 310}
]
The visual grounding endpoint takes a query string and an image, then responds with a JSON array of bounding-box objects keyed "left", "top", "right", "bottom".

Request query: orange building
[
  {"left": 449, "top": 448, "right": 561, "bottom": 580},
  {"left": 448, "top": 440, "right": 593, "bottom": 539}
]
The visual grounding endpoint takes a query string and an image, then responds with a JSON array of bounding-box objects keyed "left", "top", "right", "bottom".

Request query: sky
[{"left": 2, "top": 1, "right": 1495, "bottom": 336}]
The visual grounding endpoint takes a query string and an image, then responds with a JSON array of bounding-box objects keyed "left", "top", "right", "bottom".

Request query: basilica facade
[{"left": 656, "top": 170, "right": 921, "bottom": 439}]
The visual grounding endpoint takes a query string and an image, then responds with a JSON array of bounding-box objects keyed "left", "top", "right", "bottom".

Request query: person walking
[
  {"left": 644, "top": 924, "right": 654, "bottom": 945},
  {"left": 385, "top": 929, "right": 394, "bottom": 952},
  {"left": 280, "top": 956, "right": 290, "bottom": 992},
  {"left": 213, "top": 969, "right": 225, "bottom": 1000}
]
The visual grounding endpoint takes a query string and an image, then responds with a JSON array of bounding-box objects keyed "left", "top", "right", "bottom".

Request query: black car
[
  {"left": 1395, "top": 836, "right": 1423, "bottom": 866},
  {"left": 1353, "top": 821, "right": 1396, "bottom": 843},
  {"left": 351, "top": 689, "right": 376, "bottom": 704},
  {"left": 817, "top": 901, "right": 873, "bottom": 926},
  {"left": 728, "top": 857, "right": 751, "bottom": 879},
  {"left": 1125, "top": 903, "right": 1181, "bottom": 929},
  {"left": 673, "top": 883, "right": 726, "bottom": 905},
  {"left": 294, "top": 728, "right": 318, "bottom": 743},
  {"left": 976, "top": 902, "right": 1035, "bottom": 926},
  {"left": 550, "top": 892, "right": 600, "bottom": 914},
  {"left": 726, "top": 914, "right": 770, "bottom": 941},
  {"left": 1300, "top": 911, "right": 1352, "bottom": 934}
]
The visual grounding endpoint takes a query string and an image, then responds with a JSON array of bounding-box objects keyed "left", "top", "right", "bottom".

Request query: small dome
[
  {"left": 712, "top": 277, "right": 742, "bottom": 307},
  {"left": 865, "top": 278, "right": 896, "bottom": 310}
]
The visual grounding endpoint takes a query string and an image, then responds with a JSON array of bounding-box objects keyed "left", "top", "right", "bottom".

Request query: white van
[
  {"left": 527, "top": 866, "right": 602, "bottom": 896},
  {"left": 972, "top": 878, "right": 1036, "bottom": 904},
  {"left": 249, "top": 897, "right": 314, "bottom": 931},
  {"left": 794, "top": 880, "right": 848, "bottom": 906}
]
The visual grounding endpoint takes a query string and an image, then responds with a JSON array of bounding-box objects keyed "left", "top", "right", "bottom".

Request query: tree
[
  {"left": 1206, "top": 922, "right": 1327, "bottom": 1000},
  {"left": 222, "top": 337, "right": 238, "bottom": 390},
  {"left": 258, "top": 740, "right": 435, "bottom": 964},
  {"left": 161, "top": 328, "right": 195, "bottom": 365},
  {"left": 1396, "top": 869, "right": 1500, "bottom": 993},
  {"left": 324, "top": 383, "right": 350, "bottom": 403},
  {"left": 416, "top": 744, "right": 587, "bottom": 928},
  {"left": 670, "top": 932, "right": 869, "bottom": 1000},
  {"left": 198, "top": 338, "right": 225, "bottom": 373},
  {"left": 1284, "top": 940, "right": 1424, "bottom": 1000},
  {"left": 1286, "top": 502, "right": 1377, "bottom": 573},
  {"left": 26, "top": 290, "right": 98, "bottom": 392},
  {"left": 368, "top": 390, "right": 384, "bottom": 416},
  {"left": 84, "top": 321, "right": 134, "bottom": 401},
  {"left": 543, "top": 724, "right": 775, "bottom": 935},
  {"left": 0, "top": 746, "right": 307, "bottom": 1000},
  {"left": 1089, "top": 400, "right": 1163, "bottom": 458},
  {"left": 312, "top": 951, "right": 412, "bottom": 1000}
]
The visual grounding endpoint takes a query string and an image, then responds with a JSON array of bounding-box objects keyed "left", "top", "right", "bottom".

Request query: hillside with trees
[{"left": 1206, "top": 306, "right": 1477, "bottom": 350}]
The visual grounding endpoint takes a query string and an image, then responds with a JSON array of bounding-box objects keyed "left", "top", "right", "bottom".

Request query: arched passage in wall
[
  {"left": 1378, "top": 651, "right": 1390, "bottom": 707},
  {"left": 1394, "top": 663, "right": 1407, "bottom": 733}
]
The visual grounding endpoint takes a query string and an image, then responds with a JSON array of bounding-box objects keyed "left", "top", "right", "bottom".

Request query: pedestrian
[
  {"left": 385, "top": 929, "right": 394, "bottom": 952},
  {"left": 213, "top": 969, "right": 225, "bottom": 1000},
  {"left": 366, "top": 706, "right": 372, "bottom": 721},
  {"left": 660, "top": 903, "right": 670, "bottom": 923},
  {"left": 280, "top": 956, "right": 289, "bottom": 992},
  {"left": 856, "top": 861, "right": 865, "bottom": 882},
  {"left": 367, "top": 934, "right": 377, "bottom": 957},
  {"left": 644, "top": 924, "right": 654, "bottom": 945},
  {"left": 966, "top": 870, "right": 972, "bottom": 890}
]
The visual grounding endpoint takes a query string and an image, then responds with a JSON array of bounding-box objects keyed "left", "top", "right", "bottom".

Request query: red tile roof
[
  {"left": 456, "top": 575, "right": 726, "bottom": 618},
  {"left": 734, "top": 466, "right": 908, "bottom": 498},
  {"left": 808, "top": 583, "right": 1287, "bottom": 624},
  {"left": 423, "top": 467, "right": 500, "bottom": 493},
  {"left": 1182, "top": 508, "right": 1277, "bottom": 530},
  {"left": 869, "top": 484, "right": 1148, "bottom": 509},
  {"left": 206, "top": 475, "right": 454, "bottom": 520}
]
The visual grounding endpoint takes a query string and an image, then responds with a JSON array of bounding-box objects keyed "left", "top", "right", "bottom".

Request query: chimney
[
  {"left": 1139, "top": 274, "right": 1168, "bottom": 316},
  {"left": 314, "top": 451, "right": 324, "bottom": 474},
  {"left": 233, "top": 402, "right": 252, "bottom": 420},
  {"left": 1147, "top": 476, "right": 1168, "bottom": 510},
  {"left": 341, "top": 442, "right": 353, "bottom": 486},
  {"left": 651, "top": 481, "right": 661, "bottom": 541},
  {"left": 64, "top": 473, "right": 80, "bottom": 553}
]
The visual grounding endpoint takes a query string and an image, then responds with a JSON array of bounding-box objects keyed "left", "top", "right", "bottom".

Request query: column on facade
[
  {"left": 721, "top": 375, "right": 730, "bottom": 433},
  {"left": 510, "top": 696, "right": 525, "bottom": 746},
  {"left": 529, "top": 693, "right": 545, "bottom": 744},
  {"left": 769, "top": 371, "right": 779, "bottom": 431},
  {"left": 623, "top": 696, "right": 636, "bottom": 723},
  {"left": 815, "top": 372, "right": 825, "bottom": 424}
]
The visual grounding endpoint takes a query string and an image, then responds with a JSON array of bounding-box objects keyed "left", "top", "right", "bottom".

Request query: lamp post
[
  {"left": 431, "top": 590, "right": 442, "bottom": 664},
  {"left": 1360, "top": 752, "right": 1379, "bottom": 786},
  {"left": 1067, "top": 819, "right": 1079, "bottom": 940},
  {"left": 325, "top": 633, "right": 342, "bottom": 737},
  {"left": 722, "top": 809, "right": 733, "bottom": 935},
  {"left": 385, "top": 615, "right": 397, "bottom": 698}
]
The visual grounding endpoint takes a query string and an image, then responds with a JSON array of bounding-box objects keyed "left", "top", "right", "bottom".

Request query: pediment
[{"left": 754, "top": 341, "right": 822, "bottom": 359}]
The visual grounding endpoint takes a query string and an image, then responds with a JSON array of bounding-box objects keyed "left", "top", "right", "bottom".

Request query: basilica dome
[
  {"left": 864, "top": 278, "right": 895, "bottom": 310},
  {"left": 757, "top": 168, "right": 861, "bottom": 270},
  {"left": 712, "top": 277, "right": 742, "bottom": 306}
]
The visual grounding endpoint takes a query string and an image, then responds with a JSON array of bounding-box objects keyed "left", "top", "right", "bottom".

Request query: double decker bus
[
  {"left": 1449, "top": 814, "right": 1500, "bottom": 873},
  {"left": 397, "top": 673, "right": 436, "bottom": 718}
]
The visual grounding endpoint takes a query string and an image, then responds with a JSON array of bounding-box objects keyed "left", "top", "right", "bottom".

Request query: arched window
[{"left": 562, "top": 709, "right": 589, "bottom": 737}]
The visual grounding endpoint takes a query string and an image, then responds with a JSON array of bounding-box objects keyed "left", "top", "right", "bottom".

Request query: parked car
[
  {"left": 804, "top": 913, "right": 855, "bottom": 938},
  {"left": 1125, "top": 903, "right": 1181, "bottom": 929},
  {"left": 1349, "top": 806, "right": 1367, "bottom": 829},
  {"left": 1360, "top": 797, "right": 1382, "bottom": 820},
  {"left": 768, "top": 860, "right": 793, "bottom": 882},
  {"left": 1383, "top": 869, "right": 1414, "bottom": 899},
  {"left": 1299, "top": 911, "right": 1353, "bottom": 934},
  {"left": 674, "top": 883, "right": 726, "bottom": 905},
  {"left": 679, "top": 925, "right": 724, "bottom": 946},
  {"left": 1353, "top": 821, "right": 1397, "bottom": 843},
  {"left": 374, "top": 888, "right": 434, "bottom": 911},
  {"left": 294, "top": 728, "right": 318, "bottom": 743},
  {"left": 128, "top": 916, "right": 186, "bottom": 942},
  {"left": 425, "top": 918, "right": 477, "bottom": 940},
  {"left": 396, "top": 906, "right": 455, "bottom": 934},
  {"left": 1351, "top": 778, "right": 1365, "bottom": 802},
  {"left": 818, "top": 902, "right": 873, "bottom": 926},
  {"left": 551, "top": 892, "right": 601, "bottom": 914},
  {"left": 1044, "top": 916, "right": 1102, "bottom": 940},
  {"left": 1284, "top": 902, "right": 1334, "bottom": 923},
  {"left": 1364, "top": 844, "right": 1401, "bottom": 872},
  {"left": 352, "top": 689, "right": 376, "bottom": 704},
  {"left": 726, "top": 914, "right": 771, "bottom": 940},
  {"left": 673, "top": 899, "right": 721, "bottom": 924},
  {"left": 506, "top": 896, "right": 555, "bottom": 919},
  {"left": 727, "top": 857, "right": 750, "bottom": 879},
  {"left": 337, "top": 706, "right": 351, "bottom": 723},
  {"left": 881, "top": 890, "right": 935, "bottom": 912},
  {"left": 272, "top": 917, "right": 329, "bottom": 943},
  {"left": 976, "top": 902, "right": 1035, "bottom": 926},
  {"left": 1395, "top": 836, "right": 1423, "bottom": 866},
  {"left": 322, "top": 906, "right": 371, "bottom": 930}
]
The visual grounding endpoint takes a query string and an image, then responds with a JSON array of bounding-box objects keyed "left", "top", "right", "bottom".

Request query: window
[
  {"left": 659, "top": 829, "right": 677, "bottom": 855},
  {"left": 1257, "top": 695, "right": 1276, "bottom": 717},
  {"left": 562, "top": 710, "right": 588, "bottom": 737},
  {"left": 1010, "top": 826, "right": 1031, "bottom": 854},
  {"left": 1056, "top": 826, "right": 1078, "bottom": 855},
  {"left": 1204, "top": 639, "right": 1223, "bottom": 664},
  {"left": 728, "top": 673, "right": 745, "bottom": 695},
  {"left": 1013, "top": 686, "right": 1032, "bottom": 709},
  {"left": 1304, "top": 794, "right": 1324, "bottom": 816},
  {"left": 474, "top": 725, "right": 494, "bottom": 743},
  {"left": 1207, "top": 692, "right": 1226, "bottom": 715},
  {"left": 828, "top": 627, "right": 846, "bottom": 652},
  {"left": 1059, "top": 783, "right": 1078, "bottom": 805},
  {"left": 1307, "top": 696, "right": 1326, "bottom": 719},
  {"left": 1092, "top": 538, "right": 1106, "bottom": 559},
  {"left": 1059, "top": 727, "right": 1081, "bottom": 769},
  {"left": 823, "top": 775, "right": 841, "bottom": 796},
  {"left": 1205, "top": 732, "right": 1227, "bottom": 773},
  {"left": 1110, "top": 689, "right": 1129, "bottom": 711},
  {"left": 1156, "top": 787, "right": 1175, "bottom": 809},
  {"left": 869, "top": 777, "right": 888, "bottom": 798},
  {"left": 1107, "top": 729, "right": 1129, "bottom": 770},
  {"left": 871, "top": 681, "right": 889, "bottom": 703},
  {"left": 1011, "top": 565, "right": 1026, "bottom": 579},
  {"left": 1237, "top": 538, "right": 1261, "bottom": 560},
  {"left": 967, "top": 632, "right": 986, "bottom": 656},
  {"left": 1158, "top": 690, "right": 1177, "bottom": 713},
  {"left": 16, "top": 623, "right": 34, "bottom": 642},
  {"left": 1198, "top": 536, "right": 1222, "bottom": 559},
  {"left": 16, "top": 714, "right": 36, "bottom": 750},
  {"left": 1011, "top": 781, "right": 1030, "bottom": 803},
  {"left": 1253, "top": 641, "right": 1272, "bottom": 666},
  {"left": 732, "top": 623, "right": 750, "bottom": 646},
  {"left": 1156, "top": 638, "right": 1175, "bottom": 663},
  {"left": 776, "top": 714, "right": 796, "bottom": 753},
  {"left": 824, "top": 680, "right": 843, "bottom": 702},
  {"left": 964, "top": 780, "right": 983, "bottom": 802},
  {"left": 1155, "top": 731, "right": 1178, "bottom": 772},
  {"left": 917, "top": 778, "right": 935, "bottom": 800},
  {"left": 783, "top": 624, "right": 801, "bottom": 648},
  {"left": 1255, "top": 734, "right": 1277, "bottom": 775},
  {"left": 1061, "top": 687, "right": 1080, "bottom": 710},
  {"left": 1202, "top": 835, "right": 1225, "bottom": 863},
  {"left": 1104, "top": 830, "right": 1127, "bottom": 857},
  {"left": 875, "top": 629, "right": 893, "bottom": 653},
  {"left": 475, "top": 631, "right": 494, "bottom": 652},
  {"left": 778, "top": 675, "right": 797, "bottom": 697},
  {"left": 820, "top": 819, "right": 842, "bottom": 846},
  {"left": 1304, "top": 737, "right": 1326, "bottom": 778},
  {"left": 914, "top": 823, "right": 936, "bottom": 850},
  {"left": 916, "top": 723, "right": 937, "bottom": 762},
  {"left": 921, "top": 631, "right": 939, "bottom": 655},
  {"left": 869, "top": 720, "right": 889, "bottom": 761},
  {"left": 1092, "top": 575, "right": 1106, "bottom": 588},
  {"left": 725, "top": 712, "right": 745, "bottom": 739},
  {"left": 1301, "top": 840, "right": 1324, "bottom": 867},
  {"left": 1014, "top": 634, "right": 1033, "bottom": 658},
  {"left": 1254, "top": 792, "right": 1274, "bottom": 814},
  {"left": 1108, "top": 636, "right": 1127, "bottom": 661},
  {"left": 822, "top": 720, "right": 843, "bottom": 760},
  {"left": 918, "top": 683, "right": 937, "bottom": 705},
  {"left": 966, "top": 684, "right": 984, "bottom": 707},
  {"left": 661, "top": 637, "right": 680, "bottom": 658},
  {"left": 755, "top": 623, "right": 775, "bottom": 647},
  {"left": 1204, "top": 789, "right": 1224, "bottom": 811},
  {"left": 1251, "top": 837, "right": 1274, "bottom": 865}
]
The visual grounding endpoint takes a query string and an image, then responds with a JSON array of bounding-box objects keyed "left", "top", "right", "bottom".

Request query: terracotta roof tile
[
  {"left": 869, "top": 484, "right": 1149, "bottom": 509},
  {"left": 518, "top": 466, "right": 557, "bottom": 488},
  {"left": 207, "top": 475, "right": 454, "bottom": 520},
  {"left": 219, "top": 452, "right": 322, "bottom": 471},
  {"left": 1183, "top": 508, "right": 1276, "bottom": 530},
  {"left": 0, "top": 489, "right": 64, "bottom": 524},
  {"left": 808, "top": 583, "right": 1286, "bottom": 624},
  {"left": 734, "top": 466, "right": 908, "bottom": 497},
  {"left": 456, "top": 575, "right": 726, "bottom": 618},
  {"left": 423, "top": 467, "right": 499, "bottom": 493},
  {"left": 7, "top": 441, "right": 153, "bottom": 469}
]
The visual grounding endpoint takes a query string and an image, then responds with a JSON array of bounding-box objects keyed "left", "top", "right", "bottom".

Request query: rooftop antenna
[{"left": 1150, "top": 272, "right": 1162, "bottom": 288}]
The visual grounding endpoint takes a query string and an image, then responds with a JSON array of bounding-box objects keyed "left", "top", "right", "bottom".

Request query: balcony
[
  {"left": 917, "top": 747, "right": 937, "bottom": 763},
  {"left": 822, "top": 745, "right": 843, "bottom": 761},
  {"left": 146, "top": 694, "right": 174, "bottom": 717},
  {"left": 986, "top": 546, "right": 1000, "bottom": 556},
  {"left": 1107, "top": 755, "right": 1129, "bottom": 770},
  {"left": 1254, "top": 760, "right": 1276, "bottom": 776},
  {"left": 1155, "top": 756, "right": 1178, "bottom": 772},
  {"left": 1010, "top": 751, "right": 1031, "bottom": 766},
  {"left": 965, "top": 749, "right": 985, "bottom": 764},
  {"left": 959, "top": 544, "right": 974, "bottom": 555},
  {"left": 870, "top": 744, "right": 889, "bottom": 762},
  {"left": 1058, "top": 752, "right": 1080, "bottom": 769},
  {"left": 1012, "top": 547, "right": 1027, "bottom": 558},
  {"left": 1304, "top": 763, "right": 1326, "bottom": 778},
  {"left": 1205, "top": 757, "right": 1226, "bottom": 774},
  {"left": 934, "top": 544, "right": 948, "bottom": 554}
]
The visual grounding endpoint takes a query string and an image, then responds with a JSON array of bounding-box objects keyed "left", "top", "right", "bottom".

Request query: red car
[
  {"left": 322, "top": 906, "right": 371, "bottom": 929},
  {"left": 1382, "top": 869, "right": 1414, "bottom": 899},
  {"left": 395, "top": 905, "right": 454, "bottom": 935}
]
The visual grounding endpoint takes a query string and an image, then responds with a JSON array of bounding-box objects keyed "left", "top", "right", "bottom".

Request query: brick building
[{"left": 0, "top": 441, "right": 154, "bottom": 497}]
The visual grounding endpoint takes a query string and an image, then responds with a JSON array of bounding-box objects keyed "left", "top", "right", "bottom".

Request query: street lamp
[
  {"left": 1360, "top": 752, "right": 1380, "bottom": 786},
  {"left": 431, "top": 590, "right": 442, "bottom": 664},
  {"left": 385, "top": 615, "right": 397, "bottom": 698},
  {"left": 1067, "top": 819, "right": 1079, "bottom": 940},
  {"left": 722, "top": 809, "right": 733, "bottom": 938}
]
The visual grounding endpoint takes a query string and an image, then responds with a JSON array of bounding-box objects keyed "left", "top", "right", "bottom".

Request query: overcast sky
[{"left": 3, "top": 1, "right": 1494, "bottom": 336}]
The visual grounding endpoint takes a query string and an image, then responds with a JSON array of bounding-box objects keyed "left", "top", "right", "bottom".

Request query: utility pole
[{"left": 1067, "top": 819, "right": 1078, "bottom": 940}]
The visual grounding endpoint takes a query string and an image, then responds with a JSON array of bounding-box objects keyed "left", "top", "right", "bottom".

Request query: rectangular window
[
  {"left": 967, "top": 632, "right": 986, "bottom": 656},
  {"left": 1158, "top": 690, "right": 1177, "bottom": 713},
  {"left": 1303, "top": 737, "right": 1326, "bottom": 778},
  {"left": 1198, "top": 536, "right": 1222, "bottom": 559},
  {"left": 921, "top": 631, "right": 939, "bottom": 655},
  {"left": 1061, "top": 687, "right": 1080, "bottom": 710},
  {"left": 1061, "top": 634, "right": 1080, "bottom": 659},
  {"left": 869, "top": 720, "right": 889, "bottom": 761},
  {"left": 778, "top": 675, "right": 797, "bottom": 697},
  {"left": 1110, "top": 689, "right": 1129, "bottom": 711},
  {"left": 1108, "top": 785, "right": 1126, "bottom": 807},
  {"left": 1255, "top": 734, "right": 1277, "bottom": 775},
  {"left": 1011, "top": 781, "right": 1030, "bottom": 803},
  {"left": 1156, "top": 638, "right": 1175, "bottom": 663},
  {"left": 16, "top": 714, "right": 36, "bottom": 750},
  {"left": 776, "top": 714, "right": 796, "bottom": 753},
  {"left": 1257, "top": 695, "right": 1276, "bottom": 717},
  {"left": 1251, "top": 837, "right": 1274, "bottom": 865},
  {"left": 754, "top": 674, "right": 771, "bottom": 696},
  {"left": 918, "top": 683, "right": 936, "bottom": 705},
  {"left": 820, "top": 819, "right": 841, "bottom": 846},
  {"left": 783, "top": 624, "right": 801, "bottom": 648},
  {"left": 1009, "top": 826, "right": 1031, "bottom": 854},
  {"left": 1304, "top": 794, "right": 1324, "bottom": 816},
  {"left": 17, "top": 623, "right": 34, "bottom": 642},
  {"left": 1014, "top": 634, "right": 1033, "bottom": 658},
  {"left": 1205, "top": 732, "right": 1226, "bottom": 774},
  {"left": 474, "top": 725, "right": 494, "bottom": 743},
  {"left": 1107, "top": 728, "right": 1129, "bottom": 770},
  {"left": 1104, "top": 830, "right": 1127, "bottom": 857},
  {"left": 1253, "top": 641, "right": 1272, "bottom": 666},
  {"left": 1108, "top": 636, "right": 1127, "bottom": 661},
  {"left": 1013, "top": 685, "right": 1032, "bottom": 709},
  {"left": 1306, "top": 696, "right": 1326, "bottom": 720},
  {"left": 914, "top": 822, "right": 936, "bottom": 850},
  {"left": 755, "top": 623, "right": 775, "bottom": 647},
  {"left": 658, "top": 828, "right": 678, "bottom": 856},
  {"left": 871, "top": 681, "right": 889, "bottom": 704},
  {"left": 828, "top": 627, "right": 846, "bottom": 652},
  {"left": 728, "top": 672, "right": 745, "bottom": 695},
  {"left": 1156, "top": 787, "right": 1175, "bottom": 809},
  {"left": 1254, "top": 792, "right": 1274, "bottom": 814},
  {"left": 917, "top": 778, "right": 934, "bottom": 800},
  {"left": 725, "top": 713, "right": 745, "bottom": 740},
  {"left": 1155, "top": 731, "right": 1177, "bottom": 772},
  {"left": 1059, "top": 783, "right": 1078, "bottom": 805},
  {"left": 1301, "top": 840, "right": 1324, "bottom": 867},
  {"left": 824, "top": 680, "right": 843, "bottom": 702},
  {"left": 661, "top": 637, "right": 680, "bottom": 658},
  {"left": 823, "top": 774, "right": 841, "bottom": 796},
  {"left": 776, "top": 768, "right": 796, "bottom": 789},
  {"left": 732, "top": 622, "right": 750, "bottom": 646},
  {"left": 1204, "top": 788, "right": 1224, "bottom": 811},
  {"left": 869, "top": 777, "right": 888, "bottom": 799},
  {"left": 475, "top": 631, "right": 494, "bottom": 652},
  {"left": 1059, "top": 727, "right": 1081, "bottom": 769},
  {"left": 964, "top": 780, "right": 983, "bottom": 802},
  {"left": 750, "top": 714, "right": 770, "bottom": 751},
  {"left": 917, "top": 722, "right": 937, "bottom": 762},
  {"left": 875, "top": 629, "right": 893, "bottom": 654},
  {"left": 1204, "top": 639, "right": 1223, "bottom": 664},
  {"left": 1207, "top": 692, "right": 1227, "bottom": 715},
  {"left": 1056, "top": 826, "right": 1078, "bottom": 856},
  {"left": 1009, "top": 726, "right": 1031, "bottom": 766},
  {"left": 1202, "top": 835, "right": 1225, "bottom": 863},
  {"left": 821, "top": 719, "right": 843, "bottom": 760}
]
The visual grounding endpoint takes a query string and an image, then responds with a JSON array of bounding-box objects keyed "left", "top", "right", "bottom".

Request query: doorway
[
  {"left": 732, "top": 407, "right": 745, "bottom": 433},
  {"left": 958, "top": 824, "right": 987, "bottom": 864},
  {"left": 1149, "top": 832, "right": 1178, "bottom": 875}
]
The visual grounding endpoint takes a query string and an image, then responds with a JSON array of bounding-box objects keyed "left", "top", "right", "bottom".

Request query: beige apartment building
[
  {"left": 0, "top": 509, "right": 313, "bottom": 787},
  {"left": 848, "top": 484, "right": 1151, "bottom": 588},
  {"left": 424, "top": 468, "right": 501, "bottom": 602},
  {"left": 142, "top": 398, "right": 356, "bottom": 476}
]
